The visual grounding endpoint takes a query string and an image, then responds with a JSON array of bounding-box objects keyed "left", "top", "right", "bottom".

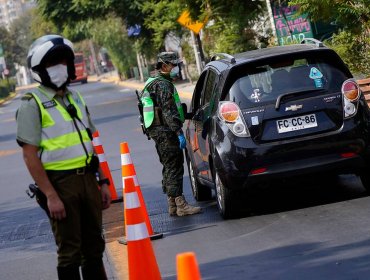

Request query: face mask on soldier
[
  {"left": 46, "top": 64, "right": 69, "bottom": 88},
  {"left": 170, "top": 66, "right": 179, "bottom": 79}
]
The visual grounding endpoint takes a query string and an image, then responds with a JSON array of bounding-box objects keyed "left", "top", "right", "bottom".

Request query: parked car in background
[
  {"left": 184, "top": 39, "right": 370, "bottom": 219},
  {"left": 71, "top": 52, "right": 88, "bottom": 84}
]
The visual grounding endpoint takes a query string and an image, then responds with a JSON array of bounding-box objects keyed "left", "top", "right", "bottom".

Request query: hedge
[{"left": 0, "top": 78, "right": 16, "bottom": 98}]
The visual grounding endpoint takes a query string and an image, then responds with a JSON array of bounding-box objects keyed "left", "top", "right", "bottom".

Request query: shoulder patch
[{"left": 42, "top": 100, "right": 57, "bottom": 109}]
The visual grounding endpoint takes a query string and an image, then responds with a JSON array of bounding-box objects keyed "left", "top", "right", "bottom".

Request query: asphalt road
[{"left": 1, "top": 80, "right": 370, "bottom": 279}]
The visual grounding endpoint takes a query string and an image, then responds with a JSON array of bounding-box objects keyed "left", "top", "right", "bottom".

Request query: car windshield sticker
[
  {"left": 309, "top": 67, "right": 324, "bottom": 88},
  {"left": 251, "top": 116, "right": 259, "bottom": 125},
  {"left": 251, "top": 89, "right": 261, "bottom": 102}
]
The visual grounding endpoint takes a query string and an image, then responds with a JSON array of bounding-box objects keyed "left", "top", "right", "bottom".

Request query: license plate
[{"left": 277, "top": 114, "right": 318, "bottom": 133}]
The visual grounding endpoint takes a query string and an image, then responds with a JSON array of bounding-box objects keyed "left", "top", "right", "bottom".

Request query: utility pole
[
  {"left": 265, "top": 0, "right": 278, "bottom": 44},
  {"left": 136, "top": 52, "right": 144, "bottom": 82},
  {"left": 191, "top": 31, "right": 202, "bottom": 75}
]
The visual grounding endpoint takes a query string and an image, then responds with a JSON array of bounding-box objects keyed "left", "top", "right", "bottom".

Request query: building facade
[{"left": 0, "top": 0, "right": 35, "bottom": 30}]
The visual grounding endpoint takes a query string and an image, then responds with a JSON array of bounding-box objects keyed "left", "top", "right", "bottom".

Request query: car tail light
[
  {"left": 250, "top": 167, "right": 267, "bottom": 175},
  {"left": 218, "top": 101, "right": 250, "bottom": 137},
  {"left": 341, "top": 79, "right": 360, "bottom": 118},
  {"left": 342, "top": 80, "right": 360, "bottom": 101},
  {"left": 340, "top": 152, "right": 356, "bottom": 158}
]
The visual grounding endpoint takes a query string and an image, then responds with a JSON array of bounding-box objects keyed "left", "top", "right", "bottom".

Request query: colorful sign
[
  {"left": 177, "top": 10, "right": 207, "bottom": 34},
  {"left": 271, "top": 1, "right": 314, "bottom": 45}
]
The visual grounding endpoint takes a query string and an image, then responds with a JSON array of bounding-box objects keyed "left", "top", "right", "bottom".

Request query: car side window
[
  {"left": 191, "top": 71, "right": 207, "bottom": 113},
  {"left": 201, "top": 70, "right": 217, "bottom": 106}
]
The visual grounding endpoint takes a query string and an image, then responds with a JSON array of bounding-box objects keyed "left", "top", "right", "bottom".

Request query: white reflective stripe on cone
[
  {"left": 122, "top": 175, "right": 139, "bottom": 189},
  {"left": 92, "top": 137, "right": 102, "bottom": 147},
  {"left": 126, "top": 222, "right": 149, "bottom": 241},
  {"left": 121, "top": 153, "right": 132, "bottom": 165},
  {"left": 97, "top": 153, "right": 106, "bottom": 163},
  {"left": 125, "top": 192, "right": 141, "bottom": 209}
]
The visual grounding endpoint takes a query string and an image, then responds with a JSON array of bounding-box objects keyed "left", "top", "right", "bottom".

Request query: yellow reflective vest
[
  {"left": 141, "top": 77, "right": 185, "bottom": 128},
  {"left": 28, "top": 86, "right": 93, "bottom": 170}
]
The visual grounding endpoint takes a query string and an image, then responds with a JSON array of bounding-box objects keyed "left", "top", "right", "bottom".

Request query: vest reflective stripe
[
  {"left": 29, "top": 87, "right": 93, "bottom": 170},
  {"left": 141, "top": 77, "right": 185, "bottom": 128},
  {"left": 142, "top": 77, "right": 156, "bottom": 128},
  {"left": 173, "top": 88, "right": 185, "bottom": 122}
]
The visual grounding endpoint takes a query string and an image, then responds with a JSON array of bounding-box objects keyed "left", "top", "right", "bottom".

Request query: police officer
[
  {"left": 141, "top": 52, "right": 201, "bottom": 216},
  {"left": 16, "top": 35, "right": 111, "bottom": 280}
]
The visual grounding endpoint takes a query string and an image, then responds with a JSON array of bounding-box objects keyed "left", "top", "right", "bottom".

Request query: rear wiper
[{"left": 275, "top": 89, "right": 324, "bottom": 110}]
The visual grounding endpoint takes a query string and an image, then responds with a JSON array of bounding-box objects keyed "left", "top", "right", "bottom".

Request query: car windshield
[{"left": 227, "top": 53, "right": 350, "bottom": 107}]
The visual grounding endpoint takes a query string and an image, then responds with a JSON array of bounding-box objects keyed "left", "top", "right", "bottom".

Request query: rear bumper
[
  {"left": 212, "top": 124, "right": 370, "bottom": 189},
  {"left": 216, "top": 153, "right": 367, "bottom": 190}
]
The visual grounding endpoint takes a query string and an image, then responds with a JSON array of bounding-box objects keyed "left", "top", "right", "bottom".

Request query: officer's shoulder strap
[{"left": 21, "top": 92, "right": 34, "bottom": 101}]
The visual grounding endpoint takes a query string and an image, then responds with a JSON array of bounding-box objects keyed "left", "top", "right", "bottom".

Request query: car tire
[
  {"left": 214, "top": 170, "right": 239, "bottom": 219},
  {"left": 186, "top": 156, "right": 213, "bottom": 201},
  {"left": 360, "top": 172, "right": 370, "bottom": 192}
]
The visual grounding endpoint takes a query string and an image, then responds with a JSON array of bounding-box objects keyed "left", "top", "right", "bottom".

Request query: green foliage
[
  {"left": 0, "top": 27, "right": 15, "bottom": 74},
  {"left": 289, "top": 0, "right": 370, "bottom": 34},
  {"left": 8, "top": 9, "right": 35, "bottom": 67},
  {"left": 89, "top": 16, "right": 137, "bottom": 77},
  {"left": 179, "top": 0, "right": 268, "bottom": 56},
  {"left": 142, "top": 0, "right": 184, "bottom": 50},
  {"left": 0, "top": 78, "right": 16, "bottom": 98},
  {"left": 290, "top": 0, "right": 370, "bottom": 76},
  {"left": 325, "top": 31, "right": 370, "bottom": 76}
]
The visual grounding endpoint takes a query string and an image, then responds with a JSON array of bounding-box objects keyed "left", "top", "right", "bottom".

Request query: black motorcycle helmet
[{"left": 27, "top": 35, "right": 76, "bottom": 90}]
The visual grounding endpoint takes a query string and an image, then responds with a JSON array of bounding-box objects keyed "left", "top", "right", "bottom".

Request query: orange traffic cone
[
  {"left": 177, "top": 252, "right": 202, "bottom": 280},
  {"left": 120, "top": 142, "right": 163, "bottom": 241},
  {"left": 92, "top": 130, "right": 122, "bottom": 203},
  {"left": 124, "top": 177, "right": 162, "bottom": 280}
]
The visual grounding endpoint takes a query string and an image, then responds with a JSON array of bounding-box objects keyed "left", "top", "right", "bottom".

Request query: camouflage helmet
[{"left": 157, "top": 51, "right": 180, "bottom": 66}]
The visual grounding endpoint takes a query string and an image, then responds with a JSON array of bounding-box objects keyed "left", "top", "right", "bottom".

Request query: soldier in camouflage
[{"left": 143, "top": 51, "right": 201, "bottom": 216}]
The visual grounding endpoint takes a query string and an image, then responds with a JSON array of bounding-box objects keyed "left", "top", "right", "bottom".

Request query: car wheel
[
  {"left": 214, "top": 171, "right": 238, "bottom": 219},
  {"left": 360, "top": 172, "right": 370, "bottom": 192},
  {"left": 186, "top": 156, "right": 213, "bottom": 201}
]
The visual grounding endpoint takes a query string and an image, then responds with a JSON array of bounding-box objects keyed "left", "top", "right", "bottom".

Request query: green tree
[
  {"left": 89, "top": 17, "right": 137, "bottom": 78},
  {"left": 0, "top": 27, "right": 14, "bottom": 75},
  {"left": 178, "top": 0, "right": 269, "bottom": 56},
  {"left": 289, "top": 0, "right": 370, "bottom": 76}
]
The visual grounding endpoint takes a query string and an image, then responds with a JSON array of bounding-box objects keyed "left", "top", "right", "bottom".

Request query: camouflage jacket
[{"left": 147, "top": 73, "right": 183, "bottom": 134}]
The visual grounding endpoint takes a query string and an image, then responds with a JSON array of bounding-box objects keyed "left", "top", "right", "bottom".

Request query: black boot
[
  {"left": 81, "top": 260, "right": 107, "bottom": 280},
  {"left": 57, "top": 265, "right": 81, "bottom": 280}
]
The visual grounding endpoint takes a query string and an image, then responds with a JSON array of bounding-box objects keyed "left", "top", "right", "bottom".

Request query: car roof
[{"left": 207, "top": 44, "right": 335, "bottom": 71}]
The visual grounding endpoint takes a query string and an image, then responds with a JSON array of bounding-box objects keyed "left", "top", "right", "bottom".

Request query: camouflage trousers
[{"left": 148, "top": 127, "right": 184, "bottom": 197}]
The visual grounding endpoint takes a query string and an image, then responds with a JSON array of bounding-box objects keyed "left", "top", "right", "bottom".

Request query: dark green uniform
[{"left": 146, "top": 73, "right": 185, "bottom": 197}]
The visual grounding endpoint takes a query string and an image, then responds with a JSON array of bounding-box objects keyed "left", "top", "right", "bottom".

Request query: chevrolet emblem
[{"left": 285, "top": 104, "right": 303, "bottom": 111}]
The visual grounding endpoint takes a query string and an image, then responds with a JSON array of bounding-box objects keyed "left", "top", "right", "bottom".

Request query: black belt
[{"left": 46, "top": 166, "right": 94, "bottom": 176}]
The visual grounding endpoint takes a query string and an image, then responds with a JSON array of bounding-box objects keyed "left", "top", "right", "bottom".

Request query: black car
[{"left": 184, "top": 39, "right": 370, "bottom": 219}]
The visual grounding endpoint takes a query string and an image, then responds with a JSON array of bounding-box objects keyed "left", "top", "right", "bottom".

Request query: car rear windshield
[{"left": 226, "top": 51, "right": 351, "bottom": 107}]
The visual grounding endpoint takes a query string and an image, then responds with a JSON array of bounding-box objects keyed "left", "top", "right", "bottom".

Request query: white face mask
[
  {"left": 170, "top": 66, "right": 179, "bottom": 78},
  {"left": 46, "top": 64, "right": 69, "bottom": 88}
]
